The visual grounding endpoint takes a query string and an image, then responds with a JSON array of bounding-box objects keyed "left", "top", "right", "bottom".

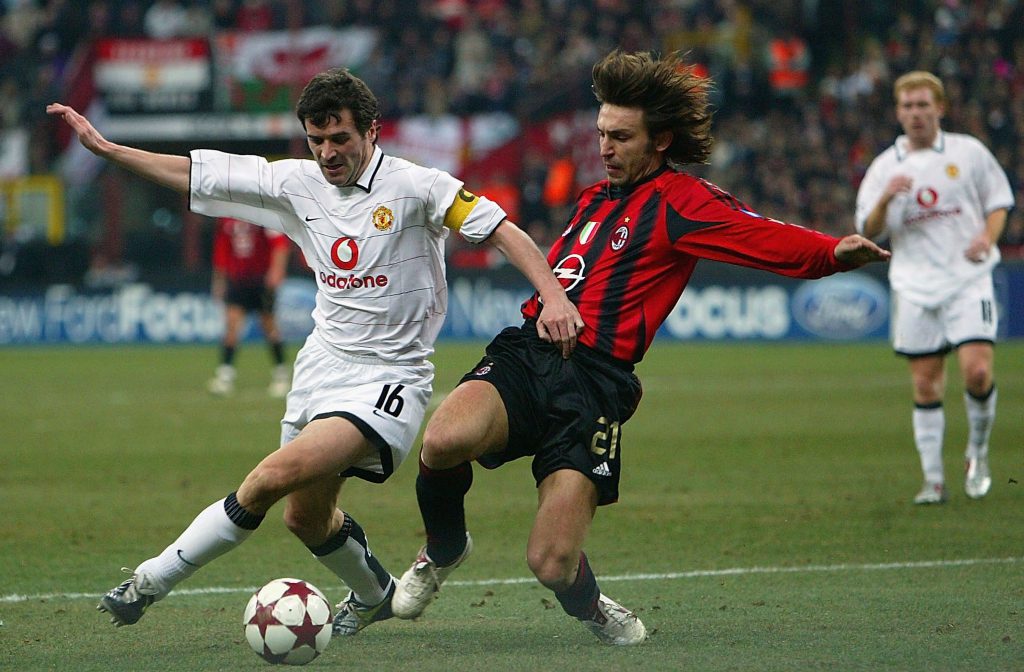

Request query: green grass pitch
[{"left": 1, "top": 340, "right": 1022, "bottom": 671}]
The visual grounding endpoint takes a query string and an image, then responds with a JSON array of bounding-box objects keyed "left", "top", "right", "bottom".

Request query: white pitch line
[{"left": 2, "top": 556, "right": 1021, "bottom": 605}]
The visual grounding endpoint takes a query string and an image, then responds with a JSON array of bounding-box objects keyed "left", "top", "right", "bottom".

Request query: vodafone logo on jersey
[
  {"left": 915, "top": 188, "right": 939, "bottom": 208},
  {"left": 553, "top": 254, "right": 586, "bottom": 291},
  {"left": 330, "top": 237, "right": 359, "bottom": 270},
  {"left": 320, "top": 236, "right": 389, "bottom": 291}
]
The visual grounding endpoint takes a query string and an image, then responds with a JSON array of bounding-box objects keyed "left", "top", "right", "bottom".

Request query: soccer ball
[{"left": 243, "top": 578, "right": 333, "bottom": 665}]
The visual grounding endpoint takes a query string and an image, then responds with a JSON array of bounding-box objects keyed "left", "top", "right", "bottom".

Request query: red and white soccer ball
[{"left": 243, "top": 578, "right": 333, "bottom": 665}]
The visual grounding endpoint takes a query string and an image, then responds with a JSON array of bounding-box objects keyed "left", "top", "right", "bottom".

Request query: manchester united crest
[{"left": 372, "top": 205, "right": 395, "bottom": 231}]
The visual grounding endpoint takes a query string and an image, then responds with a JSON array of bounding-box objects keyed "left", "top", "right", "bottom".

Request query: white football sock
[
  {"left": 139, "top": 497, "right": 258, "bottom": 600},
  {"left": 913, "top": 405, "right": 945, "bottom": 484},
  {"left": 964, "top": 386, "right": 996, "bottom": 459},
  {"left": 312, "top": 514, "right": 392, "bottom": 606}
]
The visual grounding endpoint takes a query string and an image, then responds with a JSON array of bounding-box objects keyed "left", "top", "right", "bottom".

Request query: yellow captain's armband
[{"left": 443, "top": 187, "right": 479, "bottom": 231}]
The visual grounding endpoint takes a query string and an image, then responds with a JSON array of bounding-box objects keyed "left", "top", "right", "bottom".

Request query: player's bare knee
[
  {"left": 422, "top": 422, "right": 474, "bottom": 465},
  {"left": 526, "top": 548, "right": 576, "bottom": 591},
  {"left": 963, "top": 366, "right": 991, "bottom": 394},
  {"left": 240, "top": 464, "right": 293, "bottom": 510},
  {"left": 911, "top": 378, "right": 941, "bottom": 402}
]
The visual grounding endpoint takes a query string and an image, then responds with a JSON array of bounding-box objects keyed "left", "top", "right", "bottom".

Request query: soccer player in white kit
[
  {"left": 855, "top": 71, "right": 1014, "bottom": 505},
  {"left": 47, "top": 69, "right": 583, "bottom": 634}
]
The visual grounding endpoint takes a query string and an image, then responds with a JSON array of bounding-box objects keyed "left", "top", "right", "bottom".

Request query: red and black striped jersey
[
  {"left": 212, "top": 217, "right": 290, "bottom": 282},
  {"left": 521, "top": 167, "right": 851, "bottom": 364}
]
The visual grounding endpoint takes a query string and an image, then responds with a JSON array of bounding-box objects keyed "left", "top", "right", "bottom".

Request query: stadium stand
[{"left": 0, "top": 0, "right": 1021, "bottom": 285}]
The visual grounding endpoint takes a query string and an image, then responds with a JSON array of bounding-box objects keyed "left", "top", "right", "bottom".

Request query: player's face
[
  {"left": 597, "top": 104, "right": 667, "bottom": 187},
  {"left": 305, "top": 110, "right": 378, "bottom": 187},
  {"left": 895, "top": 86, "right": 944, "bottom": 150}
]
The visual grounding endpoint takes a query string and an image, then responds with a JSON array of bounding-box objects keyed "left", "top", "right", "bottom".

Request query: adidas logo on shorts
[{"left": 591, "top": 462, "right": 612, "bottom": 477}]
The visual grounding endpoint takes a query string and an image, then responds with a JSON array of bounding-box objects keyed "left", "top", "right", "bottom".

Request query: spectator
[{"left": 143, "top": 0, "right": 188, "bottom": 39}]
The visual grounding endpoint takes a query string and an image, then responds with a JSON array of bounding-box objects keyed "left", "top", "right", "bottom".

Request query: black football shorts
[
  {"left": 459, "top": 321, "right": 642, "bottom": 505},
  {"left": 226, "top": 279, "right": 275, "bottom": 314}
]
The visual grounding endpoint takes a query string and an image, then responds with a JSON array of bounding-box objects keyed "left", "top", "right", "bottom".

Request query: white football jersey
[
  {"left": 855, "top": 131, "right": 1014, "bottom": 308},
  {"left": 190, "top": 145, "right": 506, "bottom": 362}
]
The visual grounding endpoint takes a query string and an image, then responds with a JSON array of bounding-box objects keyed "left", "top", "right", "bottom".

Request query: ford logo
[{"left": 791, "top": 273, "right": 888, "bottom": 340}]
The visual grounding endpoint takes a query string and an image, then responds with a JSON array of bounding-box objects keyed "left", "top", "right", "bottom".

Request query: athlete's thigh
[
  {"left": 262, "top": 416, "right": 378, "bottom": 488},
  {"left": 224, "top": 304, "right": 247, "bottom": 339},
  {"left": 423, "top": 380, "right": 509, "bottom": 465}
]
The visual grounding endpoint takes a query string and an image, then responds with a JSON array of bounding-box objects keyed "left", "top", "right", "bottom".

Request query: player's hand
[
  {"left": 964, "top": 233, "right": 992, "bottom": 263},
  {"left": 834, "top": 234, "right": 891, "bottom": 267},
  {"left": 46, "top": 103, "right": 108, "bottom": 155},
  {"left": 535, "top": 295, "right": 585, "bottom": 359},
  {"left": 884, "top": 175, "right": 913, "bottom": 198}
]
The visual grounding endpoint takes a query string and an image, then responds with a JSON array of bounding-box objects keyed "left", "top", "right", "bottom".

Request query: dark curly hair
[
  {"left": 295, "top": 68, "right": 380, "bottom": 136},
  {"left": 592, "top": 50, "right": 713, "bottom": 167}
]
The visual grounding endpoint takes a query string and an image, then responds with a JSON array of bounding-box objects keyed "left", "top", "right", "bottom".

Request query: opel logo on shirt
[
  {"left": 553, "top": 254, "right": 586, "bottom": 291},
  {"left": 330, "top": 237, "right": 359, "bottom": 270}
]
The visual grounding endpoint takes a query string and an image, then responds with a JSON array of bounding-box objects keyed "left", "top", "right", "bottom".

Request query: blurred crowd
[{"left": 1, "top": 0, "right": 1022, "bottom": 273}]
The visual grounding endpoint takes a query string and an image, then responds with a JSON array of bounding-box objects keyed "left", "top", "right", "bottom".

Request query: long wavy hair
[{"left": 592, "top": 50, "right": 714, "bottom": 167}]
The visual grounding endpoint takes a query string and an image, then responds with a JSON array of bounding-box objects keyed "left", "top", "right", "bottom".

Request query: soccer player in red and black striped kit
[
  {"left": 207, "top": 216, "right": 292, "bottom": 398},
  {"left": 392, "top": 50, "right": 890, "bottom": 644}
]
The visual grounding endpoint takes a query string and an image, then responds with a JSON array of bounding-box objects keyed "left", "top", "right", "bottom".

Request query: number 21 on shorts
[{"left": 590, "top": 416, "right": 620, "bottom": 459}]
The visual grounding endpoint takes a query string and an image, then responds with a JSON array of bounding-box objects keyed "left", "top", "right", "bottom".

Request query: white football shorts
[
  {"left": 892, "top": 274, "right": 998, "bottom": 356},
  {"left": 280, "top": 333, "right": 434, "bottom": 482}
]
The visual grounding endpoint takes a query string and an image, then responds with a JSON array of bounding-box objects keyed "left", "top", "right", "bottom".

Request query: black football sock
[
  {"left": 554, "top": 552, "right": 600, "bottom": 619},
  {"left": 269, "top": 341, "right": 285, "bottom": 366},
  {"left": 416, "top": 457, "right": 473, "bottom": 566},
  {"left": 221, "top": 345, "right": 236, "bottom": 366}
]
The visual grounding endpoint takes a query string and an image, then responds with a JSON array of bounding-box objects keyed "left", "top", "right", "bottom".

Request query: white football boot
[
  {"left": 964, "top": 454, "right": 992, "bottom": 499},
  {"left": 392, "top": 533, "right": 473, "bottom": 619},
  {"left": 267, "top": 364, "right": 290, "bottom": 399},
  {"left": 207, "top": 364, "right": 236, "bottom": 396},
  {"left": 913, "top": 481, "right": 948, "bottom": 505},
  {"left": 580, "top": 594, "right": 648, "bottom": 645},
  {"left": 333, "top": 577, "right": 397, "bottom": 636}
]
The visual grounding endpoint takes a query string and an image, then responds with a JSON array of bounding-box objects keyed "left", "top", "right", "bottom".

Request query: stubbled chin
[{"left": 322, "top": 168, "right": 351, "bottom": 186}]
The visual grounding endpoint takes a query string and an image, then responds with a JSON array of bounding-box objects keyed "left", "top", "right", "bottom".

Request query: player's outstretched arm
[
  {"left": 833, "top": 234, "right": 891, "bottom": 268},
  {"left": 486, "top": 220, "right": 584, "bottom": 358},
  {"left": 46, "top": 102, "right": 190, "bottom": 194}
]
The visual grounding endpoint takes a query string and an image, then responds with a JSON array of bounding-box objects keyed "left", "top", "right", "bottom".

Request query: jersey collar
[
  {"left": 353, "top": 145, "right": 384, "bottom": 193},
  {"left": 895, "top": 130, "right": 945, "bottom": 161},
  {"left": 606, "top": 163, "right": 670, "bottom": 200}
]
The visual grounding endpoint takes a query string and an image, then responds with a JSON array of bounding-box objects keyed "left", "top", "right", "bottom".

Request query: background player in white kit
[
  {"left": 855, "top": 71, "right": 1014, "bottom": 505},
  {"left": 47, "top": 69, "right": 583, "bottom": 635}
]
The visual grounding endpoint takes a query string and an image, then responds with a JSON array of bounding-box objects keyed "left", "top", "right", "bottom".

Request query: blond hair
[{"left": 893, "top": 71, "right": 945, "bottom": 106}]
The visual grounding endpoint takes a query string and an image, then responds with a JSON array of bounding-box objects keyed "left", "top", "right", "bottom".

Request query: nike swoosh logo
[
  {"left": 372, "top": 409, "right": 393, "bottom": 419},
  {"left": 177, "top": 549, "right": 199, "bottom": 567},
  {"left": 305, "top": 215, "right": 321, "bottom": 222}
]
